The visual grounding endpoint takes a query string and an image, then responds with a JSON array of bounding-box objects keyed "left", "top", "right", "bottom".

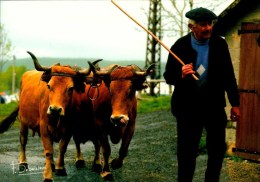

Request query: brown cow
[
  {"left": 88, "top": 62, "right": 154, "bottom": 180},
  {"left": 0, "top": 52, "right": 102, "bottom": 181}
]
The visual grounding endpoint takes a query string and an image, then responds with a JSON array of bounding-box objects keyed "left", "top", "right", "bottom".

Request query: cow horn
[
  {"left": 88, "top": 61, "right": 119, "bottom": 76},
  {"left": 131, "top": 64, "right": 142, "bottom": 71},
  {"left": 27, "top": 51, "right": 51, "bottom": 71},
  {"left": 78, "top": 59, "right": 103, "bottom": 75},
  {"left": 92, "top": 59, "right": 103, "bottom": 66},
  {"left": 134, "top": 64, "right": 155, "bottom": 76},
  {"left": 132, "top": 64, "right": 146, "bottom": 76}
]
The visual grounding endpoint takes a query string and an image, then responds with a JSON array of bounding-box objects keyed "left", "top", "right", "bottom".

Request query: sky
[{"left": 0, "top": 0, "right": 233, "bottom": 62}]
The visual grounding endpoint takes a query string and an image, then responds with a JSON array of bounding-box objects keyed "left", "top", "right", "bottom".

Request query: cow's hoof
[
  {"left": 19, "top": 163, "right": 28, "bottom": 171},
  {"left": 43, "top": 178, "right": 53, "bottom": 182},
  {"left": 55, "top": 168, "right": 67, "bottom": 176},
  {"left": 100, "top": 171, "right": 113, "bottom": 181},
  {"left": 75, "top": 159, "right": 85, "bottom": 168},
  {"left": 111, "top": 158, "right": 123, "bottom": 169},
  {"left": 92, "top": 164, "right": 102, "bottom": 173}
]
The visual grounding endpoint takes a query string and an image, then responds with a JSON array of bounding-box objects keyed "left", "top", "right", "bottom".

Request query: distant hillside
[{"left": 3, "top": 57, "right": 166, "bottom": 78}]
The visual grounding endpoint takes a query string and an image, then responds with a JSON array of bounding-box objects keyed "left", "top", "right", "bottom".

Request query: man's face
[{"left": 190, "top": 21, "right": 213, "bottom": 41}]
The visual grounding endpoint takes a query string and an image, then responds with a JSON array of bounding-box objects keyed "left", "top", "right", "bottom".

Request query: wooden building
[{"left": 214, "top": 0, "right": 260, "bottom": 161}]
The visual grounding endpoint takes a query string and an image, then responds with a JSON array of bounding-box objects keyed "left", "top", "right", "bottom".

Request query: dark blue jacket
[{"left": 163, "top": 33, "right": 240, "bottom": 116}]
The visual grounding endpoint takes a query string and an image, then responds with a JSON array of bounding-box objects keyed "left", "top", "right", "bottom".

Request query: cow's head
[
  {"left": 27, "top": 51, "right": 100, "bottom": 119},
  {"left": 89, "top": 62, "right": 154, "bottom": 127}
]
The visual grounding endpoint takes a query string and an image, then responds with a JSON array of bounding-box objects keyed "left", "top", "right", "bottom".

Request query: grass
[
  {"left": 137, "top": 95, "right": 171, "bottom": 113},
  {"left": 0, "top": 102, "right": 18, "bottom": 115},
  {"left": 0, "top": 101, "right": 19, "bottom": 128},
  {"left": 199, "top": 133, "right": 207, "bottom": 154},
  {"left": 0, "top": 102, "right": 18, "bottom": 118}
]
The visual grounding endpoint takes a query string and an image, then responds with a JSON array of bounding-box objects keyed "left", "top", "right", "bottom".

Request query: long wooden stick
[{"left": 111, "top": 0, "right": 199, "bottom": 80}]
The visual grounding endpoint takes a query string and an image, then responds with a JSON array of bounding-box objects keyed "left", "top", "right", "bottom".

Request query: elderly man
[{"left": 163, "top": 7, "right": 240, "bottom": 182}]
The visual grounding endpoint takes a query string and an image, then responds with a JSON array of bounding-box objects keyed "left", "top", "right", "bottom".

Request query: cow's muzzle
[
  {"left": 110, "top": 115, "right": 129, "bottom": 127},
  {"left": 47, "top": 105, "right": 65, "bottom": 116}
]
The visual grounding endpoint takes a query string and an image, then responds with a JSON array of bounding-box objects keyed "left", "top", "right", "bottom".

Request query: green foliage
[
  {"left": 0, "top": 102, "right": 19, "bottom": 128},
  {"left": 0, "top": 65, "right": 26, "bottom": 92},
  {"left": 199, "top": 135, "right": 207, "bottom": 154},
  {"left": 137, "top": 95, "right": 171, "bottom": 113},
  {"left": 0, "top": 102, "right": 18, "bottom": 116}
]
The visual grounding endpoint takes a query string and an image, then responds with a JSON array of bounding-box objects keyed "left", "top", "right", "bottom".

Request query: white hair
[{"left": 188, "top": 19, "right": 196, "bottom": 26}]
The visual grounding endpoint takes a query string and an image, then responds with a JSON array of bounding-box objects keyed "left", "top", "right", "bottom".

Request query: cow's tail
[{"left": 0, "top": 107, "right": 19, "bottom": 133}]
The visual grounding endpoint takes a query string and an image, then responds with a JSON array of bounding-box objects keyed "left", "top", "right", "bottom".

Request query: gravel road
[{"left": 0, "top": 110, "right": 259, "bottom": 182}]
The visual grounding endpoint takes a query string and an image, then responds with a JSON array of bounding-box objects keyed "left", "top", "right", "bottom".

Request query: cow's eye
[
  {"left": 47, "top": 84, "right": 51, "bottom": 90},
  {"left": 68, "top": 86, "right": 74, "bottom": 94}
]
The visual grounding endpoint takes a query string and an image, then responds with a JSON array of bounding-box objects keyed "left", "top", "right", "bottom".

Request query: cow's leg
[
  {"left": 44, "top": 152, "right": 54, "bottom": 182},
  {"left": 111, "top": 123, "right": 135, "bottom": 169},
  {"left": 92, "top": 139, "right": 102, "bottom": 173},
  {"left": 55, "top": 136, "right": 71, "bottom": 176},
  {"left": 42, "top": 148, "right": 54, "bottom": 181},
  {"left": 41, "top": 131, "right": 55, "bottom": 181},
  {"left": 19, "top": 123, "right": 28, "bottom": 171},
  {"left": 74, "top": 138, "right": 85, "bottom": 169},
  {"left": 100, "top": 134, "right": 113, "bottom": 181}
]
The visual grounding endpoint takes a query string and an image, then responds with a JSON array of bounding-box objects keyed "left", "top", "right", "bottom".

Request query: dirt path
[{"left": 0, "top": 110, "right": 259, "bottom": 182}]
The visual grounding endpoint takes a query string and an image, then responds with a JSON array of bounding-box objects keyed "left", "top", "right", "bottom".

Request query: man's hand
[
  {"left": 182, "top": 63, "right": 196, "bottom": 78},
  {"left": 231, "top": 106, "right": 240, "bottom": 122}
]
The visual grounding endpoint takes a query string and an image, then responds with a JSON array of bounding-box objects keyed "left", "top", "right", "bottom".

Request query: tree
[
  {"left": 161, "top": 0, "right": 231, "bottom": 38},
  {"left": 0, "top": 65, "right": 26, "bottom": 92},
  {"left": 0, "top": 24, "right": 13, "bottom": 73},
  {"left": 162, "top": 0, "right": 193, "bottom": 38}
]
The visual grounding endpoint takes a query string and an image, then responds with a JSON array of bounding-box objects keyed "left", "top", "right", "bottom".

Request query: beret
[{"left": 185, "top": 7, "right": 217, "bottom": 21}]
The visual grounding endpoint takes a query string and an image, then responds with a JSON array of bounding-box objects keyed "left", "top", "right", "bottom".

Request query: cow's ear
[
  {"left": 135, "top": 83, "right": 149, "bottom": 90},
  {"left": 73, "top": 76, "right": 86, "bottom": 93},
  {"left": 134, "top": 76, "right": 148, "bottom": 90},
  {"left": 41, "top": 71, "right": 51, "bottom": 82},
  {"left": 101, "top": 75, "right": 111, "bottom": 88}
]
